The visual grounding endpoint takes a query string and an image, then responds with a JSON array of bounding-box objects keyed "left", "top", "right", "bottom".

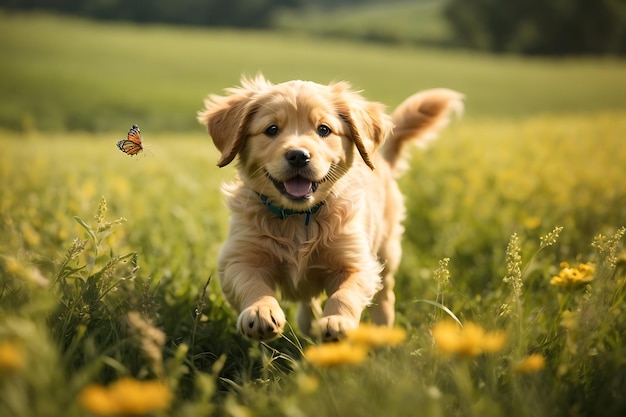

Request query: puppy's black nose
[{"left": 286, "top": 149, "right": 310, "bottom": 168}]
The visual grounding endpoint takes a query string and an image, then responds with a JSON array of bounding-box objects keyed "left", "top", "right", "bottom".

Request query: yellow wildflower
[
  {"left": 523, "top": 216, "right": 542, "bottom": 230},
  {"left": 345, "top": 324, "right": 407, "bottom": 348},
  {"left": 20, "top": 222, "right": 41, "bottom": 247},
  {"left": 296, "top": 373, "right": 320, "bottom": 394},
  {"left": 3, "top": 256, "right": 20, "bottom": 274},
  {"left": 304, "top": 342, "right": 368, "bottom": 368},
  {"left": 514, "top": 354, "right": 546, "bottom": 373},
  {"left": 0, "top": 342, "right": 24, "bottom": 373},
  {"left": 1, "top": 255, "right": 49, "bottom": 287},
  {"left": 80, "top": 180, "right": 97, "bottom": 200},
  {"left": 78, "top": 377, "right": 172, "bottom": 416},
  {"left": 432, "top": 321, "right": 506, "bottom": 357},
  {"left": 550, "top": 262, "right": 595, "bottom": 289},
  {"left": 79, "top": 385, "right": 119, "bottom": 416}
]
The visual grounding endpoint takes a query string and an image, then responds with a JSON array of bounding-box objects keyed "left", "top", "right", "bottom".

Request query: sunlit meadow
[
  {"left": 1, "top": 111, "right": 625, "bottom": 416},
  {"left": 1, "top": 11, "right": 626, "bottom": 417}
]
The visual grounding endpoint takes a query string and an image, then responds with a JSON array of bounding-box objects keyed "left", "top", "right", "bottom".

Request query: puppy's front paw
[
  {"left": 237, "top": 300, "right": 286, "bottom": 340},
  {"left": 317, "top": 315, "right": 358, "bottom": 342}
]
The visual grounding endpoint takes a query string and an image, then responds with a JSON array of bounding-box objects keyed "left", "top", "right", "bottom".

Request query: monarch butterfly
[{"left": 116, "top": 124, "right": 143, "bottom": 156}]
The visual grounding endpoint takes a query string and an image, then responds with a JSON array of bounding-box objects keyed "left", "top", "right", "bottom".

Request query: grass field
[{"left": 1, "top": 12, "right": 626, "bottom": 417}]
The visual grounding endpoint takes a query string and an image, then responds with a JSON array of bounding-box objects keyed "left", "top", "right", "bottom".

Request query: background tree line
[
  {"left": 444, "top": 0, "right": 626, "bottom": 55},
  {"left": 0, "top": 0, "right": 303, "bottom": 27},
  {"left": 2, "top": 0, "right": 625, "bottom": 55}
]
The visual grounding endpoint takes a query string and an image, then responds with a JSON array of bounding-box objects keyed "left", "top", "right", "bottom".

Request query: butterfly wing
[
  {"left": 127, "top": 124, "right": 142, "bottom": 146},
  {"left": 116, "top": 139, "right": 143, "bottom": 156},
  {"left": 117, "top": 124, "right": 143, "bottom": 156}
]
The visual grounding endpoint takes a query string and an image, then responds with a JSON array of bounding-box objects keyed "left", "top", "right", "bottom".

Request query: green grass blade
[
  {"left": 73, "top": 216, "right": 96, "bottom": 243},
  {"left": 415, "top": 299, "right": 463, "bottom": 327}
]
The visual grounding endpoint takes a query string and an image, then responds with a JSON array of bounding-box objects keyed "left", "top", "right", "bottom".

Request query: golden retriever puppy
[{"left": 198, "top": 75, "right": 462, "bottom": 341}]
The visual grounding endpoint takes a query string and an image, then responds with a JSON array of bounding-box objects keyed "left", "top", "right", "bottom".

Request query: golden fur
[{"left": 198, "top": 75, "right": 462, "bottom": 341}]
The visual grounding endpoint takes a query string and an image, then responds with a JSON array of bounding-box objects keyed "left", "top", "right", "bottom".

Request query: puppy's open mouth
[{"left": 266, "top": 173, "right": 320, "bottom": 200}]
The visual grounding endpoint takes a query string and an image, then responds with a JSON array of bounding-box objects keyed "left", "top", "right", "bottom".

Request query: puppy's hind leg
[
  {"left": 370, "top": 264, "right": 397, "bottom": 327},
  {"left": 370, "top": 230, "right": 402, "bottom": 327},
  {"left": 296, "top": 298, "right": 322, "bottom": 337}
]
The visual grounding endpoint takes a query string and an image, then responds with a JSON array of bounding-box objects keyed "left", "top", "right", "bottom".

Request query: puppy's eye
[
  {"left": 264, "top": 124, "right": 279, "bottom": 137},
  {"left": 317, "top": 124, "right": 332, "bottom": 138}
]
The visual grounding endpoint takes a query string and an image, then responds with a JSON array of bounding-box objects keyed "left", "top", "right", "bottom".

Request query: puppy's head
[{"left": 198, "top": 74, "right": 392, "bottom": 210}]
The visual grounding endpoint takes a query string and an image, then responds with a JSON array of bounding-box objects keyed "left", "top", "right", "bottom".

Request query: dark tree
[{"left": 444, "top": 0, "right": 626, "bottom": 55}]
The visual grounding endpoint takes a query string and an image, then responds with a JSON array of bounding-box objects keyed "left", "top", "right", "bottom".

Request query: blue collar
[{"left": 259, "top": 194, "right": 323, "bottom": 226}]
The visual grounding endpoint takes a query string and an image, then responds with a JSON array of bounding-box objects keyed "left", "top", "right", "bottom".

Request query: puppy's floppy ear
[
  {"left": 197, "top": 75, "right": 269, "bottom": 167},
  {"left": 333, "top": 82, "right": 392, "bottom": 170}
]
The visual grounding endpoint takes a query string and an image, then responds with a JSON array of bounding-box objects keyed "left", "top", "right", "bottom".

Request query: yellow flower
[
  {"left": 304, "top": 342, "right": 368, "bottom": 368},
  {"left": 80, "top": 179, "right": 97, "bottom": 200},
  {"left": 296, "top": 373, "right": 320, "bottom": 394},
  {"left": 550, "top": 262, "right": 595, "bottom": 289},
  {"left": 523, "top": 216, "right": 542, "bottom": 230},
  {"left": 0, "top": 342, "right": 24, "bottom": 373},
  {"left": 3, "top": 256, "right": 20, "bottom": 274},
  {"left": 79, "top": 377, "right": 172, "bottom": 416},
  {"left": 1, "top": 255, "right": 48, "bottom": 287},
  {"left": 514, "top": 354, "right": 546, "bottom": 373},
  {"left": 79, "top": 385, "right": 119, "bottom": 416},
  {"left": 345, "top": 324, "right": 407, "bottom": 348},
  {"left": 432, "top": 321, "right": 506, "bottom": 357},
  {"left": 20, "top": 222, "right": 41, "bottom": 247}
]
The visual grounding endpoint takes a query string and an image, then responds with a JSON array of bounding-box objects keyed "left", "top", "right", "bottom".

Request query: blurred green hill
[{"left": 1, "top": 13, "right": 625, "bottom": 133}]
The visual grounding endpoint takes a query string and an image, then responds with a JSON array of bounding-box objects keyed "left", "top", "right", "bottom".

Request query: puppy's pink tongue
[{"left": 284, "top": 176, "right": 312, "bottom": 198}]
